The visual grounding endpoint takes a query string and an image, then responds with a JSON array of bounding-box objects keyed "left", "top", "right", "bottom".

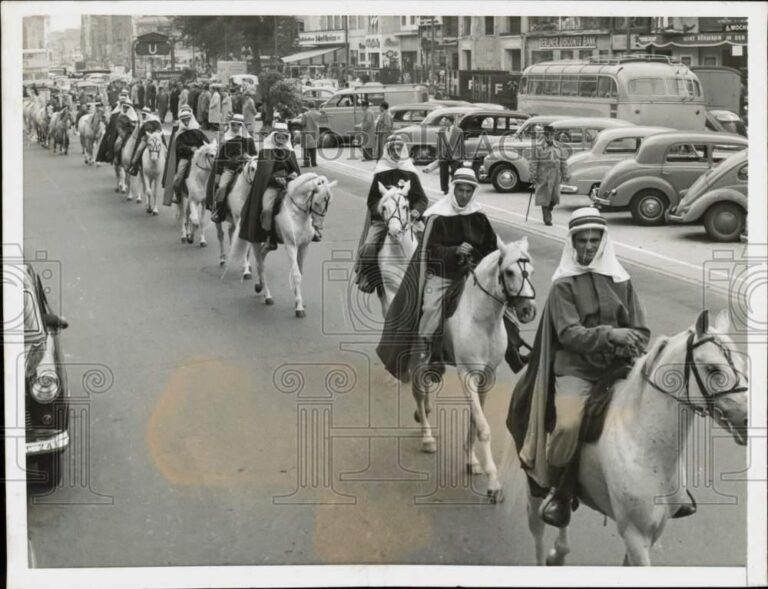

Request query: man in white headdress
[
  {"left": 162, "top": 104, "right": 209, "bottom": 206},
  {"left": 127, "top": 106, "right": 164, "bottom": 176},
  {"left": 208, "top": 114, "right": 258, "bottom": 222},
  {"left": 507, "top": 207, "right": 660, "bottom": 529}
]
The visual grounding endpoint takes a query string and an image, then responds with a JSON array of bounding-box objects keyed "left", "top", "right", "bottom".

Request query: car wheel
[
  {"left": 27, "top": 451, "right": 63, "bottom": 493},
  {"left": 491, "top": 164, "right": 520, "bottom": 193},
  {"left": 409, "top": 145, "right": 435, "bottom": 165},
  {"left": 703, "top": 202, "right": 745, "bottom": 242},
  {"left": 319, "top": 131, "right": 338, "bottom": 149},
  {"left": 630, "top": 190, "right": 668, "bottom": 226}
]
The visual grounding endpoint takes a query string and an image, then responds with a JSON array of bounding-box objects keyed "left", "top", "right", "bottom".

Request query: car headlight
[
  {"left": 609, "top": 188, "right": 617, "bottom": 196},
  {"left": 31, "top": 369, "right": 60, "bottom": 404}
]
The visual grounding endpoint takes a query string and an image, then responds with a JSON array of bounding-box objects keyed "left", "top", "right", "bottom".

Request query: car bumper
[
  {"left": 26, "top": 430, "right": 69, "bottom": 456},
  {"left": 592, "top": 196, "right": 612, "bottom": 207},
  {"left": 560, "top": 184, "right": 579, "bottom": 194},
  {"left": 667, "top": 213, "right": 687, "bottom": 224}
]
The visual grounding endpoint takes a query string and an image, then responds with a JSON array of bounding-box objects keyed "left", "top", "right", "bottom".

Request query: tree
[{"left": 269, "top": 80, "right": 302, "bottom": 121}]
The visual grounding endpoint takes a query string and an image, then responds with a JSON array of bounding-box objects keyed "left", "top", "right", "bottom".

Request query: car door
[
  {"left": 319, "top": 93, "right": 356, "bottom": 137},
  {"left": 661, "top": 143, "right": 711, "bottom": 196},
  {"left": 463, "top": 115, "right": 495, "bottom": 159}
]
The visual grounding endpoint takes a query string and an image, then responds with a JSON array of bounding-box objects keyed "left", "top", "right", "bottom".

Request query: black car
[{"left": 22, "top": 264, "right": 70, "bottom": 491}]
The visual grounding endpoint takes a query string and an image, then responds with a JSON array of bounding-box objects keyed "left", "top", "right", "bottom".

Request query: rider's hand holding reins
[{"left": 609, "top": 328, "right": 644, "bottom": 348}]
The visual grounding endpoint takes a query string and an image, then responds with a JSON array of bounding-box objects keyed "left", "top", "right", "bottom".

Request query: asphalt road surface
[{"left": 23, "top": 137, "right": 747, "bottom": 567}]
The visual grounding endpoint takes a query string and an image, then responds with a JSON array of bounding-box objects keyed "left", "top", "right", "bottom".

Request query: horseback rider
[
  {"left": 127, "top": 107, "right": 165, "bottom": 176},
  {"left": 113, "top": 97, "right": 138, "bottom": 166},
  {"left": 354, "top": 134, "right": 429, "bottom": 294},
  {"left": 162, "top": 105, "right": 209, "bottom": 206},
  {"left": 504, "top": 207, "right": 700, "bottom": 529},
  {"left": 377, "top": 166, "right": 501, "bottom": 383},
  {"left": 96, "top": 92, "right": 135, "bottom": 164},
  {"left": 208, "top": 114, "right": 258, "bottom": 223},
  {"left": 239, "top": 122, "right": 321, "bottom": 250}
]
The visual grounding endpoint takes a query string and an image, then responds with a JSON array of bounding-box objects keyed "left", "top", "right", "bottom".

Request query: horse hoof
[
  {"left": 421, "top": 439, "right": 437, "bottom": 454},
  {"left": 181, "top": 237, "right": 187, "bottom": 243},
  {"left": 265, "top": 297, "right": 274, "bottom": 306},
  {"left": 487, "top": 488, "right": 504, "bottom": 505},
  {"left": 254, "top": 283, "right": 263, "bottom": 294},
  {"left": 152, "top": 209, "right": 159, "bottom": 216},
  {"left": 114, "top": 187, "right": 119, "bottom": 193},
  {"left": 242, "top": 271, "right": 252, "bottom": 280},
  {"left": 200, "top": 241, "right": 207, "bottom": 248},
  {"left": 219, "top": 259, "right": 226, "bottom": 267},
  {"left": 295, "top": 309, "right": 306, "bottom": 318},
  {"left": 545, "top": 549, "right": 566, "bottom": 566}
]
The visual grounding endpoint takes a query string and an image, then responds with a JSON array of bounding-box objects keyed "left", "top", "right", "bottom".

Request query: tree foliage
[{"left": 269, "top": 80, "right": 303, "bottom": 120}]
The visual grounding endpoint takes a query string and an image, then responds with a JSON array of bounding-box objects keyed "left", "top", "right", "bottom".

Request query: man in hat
[
  {"left": 354, "top": 134, "right": 429, "bottom": 294},
  {"left": 530, "top": 124, "right": 570, "bottom": 226},
  {"left": 96, "top": 92, "right": 135, "bottom": 164},
  {"left": 505, "top": 207, "right": 664, "bottom": 529},
  {"left": 239, "top": 122, "right": 306, "bottom": 250},
  {"left": 197, "top": 84, "right": 211, "bottom": 130},
  {"left": 373, "top": 101, "right": 394, "bottom": 160},
  {"left": 209, "top": 114, "right": 258, "bottom": 223},
  {"left": 359, "top": 100, "right": 376, "bottom": 161},
  {"left": 127, "top": 107, "right": 165, "bottom": 176},
  {"left": 300, "top": 102, "right": 322, "bottom": 168},
  {"left": 376, "top": 166, "right": 500, "bottom": 382},
  {"left": 422, "top": 115, "right": 465, "bottom": 195},
  {"left": 162, "top": 105, "right": 209, "bottom": 206}
]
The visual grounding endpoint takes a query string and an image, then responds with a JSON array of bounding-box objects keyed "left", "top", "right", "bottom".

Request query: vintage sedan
[
  {"left": 22, "top": 264, "right": 70, "bottom": 491},
  {"left": 704, "top": 109, "right": 747, "bottom": 137},
  {"left": 560, "top": 126, "right": 673, "bottom": 198},
  {"left": 397, "top": 107, "right": 529, "bottom": 164},
  {"left": 389, "top": 101, "right": 473, "bottom": 130},
  {"left": 480, "top": 117, "right": 634, "bottom": 193},
  {"left": 667, "top": 148, "right": 748, "bottom": 242},
  {"left": 593, "top": 131, "right": 748, "bottom": 225}
]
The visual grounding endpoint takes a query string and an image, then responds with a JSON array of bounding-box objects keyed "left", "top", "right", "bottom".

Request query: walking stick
[{"left": 525, "top": 185, "right": 535, "bottom": 223}]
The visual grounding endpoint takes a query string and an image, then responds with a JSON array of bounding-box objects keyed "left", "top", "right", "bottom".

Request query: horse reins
[
  {"left": 641, "top": 331, "right": 748, "bottom": 417},
  {"left": 469, "top": 255, "right": 536, "bottom": 307}
]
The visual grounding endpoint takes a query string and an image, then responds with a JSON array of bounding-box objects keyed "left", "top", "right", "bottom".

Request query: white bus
[{"left": 517, "top": 55, "right": 706, "bottom": 130}]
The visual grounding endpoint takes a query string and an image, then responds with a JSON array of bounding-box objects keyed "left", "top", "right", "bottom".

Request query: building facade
[
  {"left": 80, "top": 15, "right": 134, "bottom": 71},
  {"left": 49, "top": 28, "right": 82, "bottom": 68},
  {"left": 22, "top": 15, "right": 50, "bottom": 81}
]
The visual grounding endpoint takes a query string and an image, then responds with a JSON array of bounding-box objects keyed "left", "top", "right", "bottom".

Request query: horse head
[
  {"left": 243, "top": 155, "right": 259, "bottom": 185},
  {"left": 377, "top": 181, "right": 412, "bottom": 238},
  {"left": 193, "top": 141, "right": 218, "bottom": 172},
  {"left": 497, "top": 237, "right": 537, "bottom": 324}
]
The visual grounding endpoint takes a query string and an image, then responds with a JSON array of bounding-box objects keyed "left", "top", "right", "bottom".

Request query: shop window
[
  {"left": 485, "top": 17, "right": 495, "bottom": 35},
  {"left": 505, "top": 17, "right": 521, "bottom": 34},
  {"left": 463, "top": 50, "right": 472, "bottom": 70},
  {"left": 401, "top": 16, "right": 406, "bottom": 27},
  {"left": 579, "top": 49, "right": 594, "bottom": 60}
]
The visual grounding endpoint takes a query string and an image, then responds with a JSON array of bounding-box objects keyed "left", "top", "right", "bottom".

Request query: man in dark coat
[
  {"left": 161, "top": 105, "right": 209, "bottom": 206},
  {"left": 376, "top": 166, "right": 499, "bottom": 383},
  {"left": 127, "top": 107, "right": 166, "bottom": 176},
  {"left": 146, "top": 80, "right": 157, "bottom": 111},
  {"left": 530, "top": 124, "right": 570, "bottom": 226},
  {"left": 188, "top": 83, "right": 201, "bottom": 122},
  {"left": 136, "top": 82, "right": 145, "bottom": 109},
  {"left": 505, "top": 207, "right": 658, "bottom": 528},
  {"left": 354, "top": 134, "right": 428, "bottom": 294},
  {"left": 209, "top": 115, "right": 258, "bottom": 222},
  {"left": 170, "top": 83, "right": 181, "bottom": 121},
  {"left": 238, "top": 122, "right": 306, "bottom": 249},
  {"left": 157, "top": 85, "right": 169, "bottom": 122},
  {"left": 96, "top": 93, "right": 135, "bottom": 164}
]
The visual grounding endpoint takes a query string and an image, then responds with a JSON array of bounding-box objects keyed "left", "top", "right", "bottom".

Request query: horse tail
[
  {"left": 223, "top": 226, "right": 249, "bottom": 280},
  {"left": 498, "top": 432, "right": 530, "bottom": 516}
]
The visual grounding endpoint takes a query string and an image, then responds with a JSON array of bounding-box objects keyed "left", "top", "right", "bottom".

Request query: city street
[{"left": 23, "top": 134, "right": 748, "bottom": 568}]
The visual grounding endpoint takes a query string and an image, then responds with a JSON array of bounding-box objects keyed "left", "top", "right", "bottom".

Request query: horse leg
[
  {"left": 459, "top": 367, "right": 502, "bottom": 503},
  {"left": 242, "top": 241, "right": 252, "bottom": 280},
  {"left": 621, "top": 524, "right": 652, "bottom": 566},
  {"left": 197, "top": 203, "right": 207, "bottom": 247},
  {"left": 414, "top": 387, "right": 436, "bottom": 453},
  {"left": 255, "top": 244, "right": 273, "bottom": 305},
  {"left": 180, "top": 197, "right": 189, "bottom": 243},
  {"left": 215, "top": 222, "right": 226, "bottom": 265},
  {"left": 527, "top": 493, "right": 547, "bottom": 565},
  {"left": 114, "top": 163, "right": 121, "bottom": 192},
  {"left": 286, "top": 243, "right": 305, "bottom": 317},
  {"left": 465, "top": 416, "right": 483, "bottom": 475},
  {"left": 546, "top": 527, "right": 571, "bottom": 566}
]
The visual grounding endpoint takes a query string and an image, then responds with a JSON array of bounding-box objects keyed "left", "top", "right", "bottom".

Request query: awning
[
  {"left": 635, "top": 32, "right": 748, "bottom": 49},
  {"left": 281, "top": 47, "right": 341, "bottom": 65}
]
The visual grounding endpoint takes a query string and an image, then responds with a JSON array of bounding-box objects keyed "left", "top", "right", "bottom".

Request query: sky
[{"left": 49, "top": 14, "right": 81, "bottom": 32}]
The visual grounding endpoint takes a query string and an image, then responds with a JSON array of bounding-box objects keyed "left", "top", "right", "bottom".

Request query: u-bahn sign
[{"left": 135, "top": 32, "right": 171, "bottom": 57}]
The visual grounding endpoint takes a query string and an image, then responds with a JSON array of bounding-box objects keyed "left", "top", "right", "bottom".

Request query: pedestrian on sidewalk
[
  {"left": 422, "top": 115, "right": 465, "bottom": 194},
  {"left": 157, "top": 85, "right": 169, "bottom": 123},
  {"left": 529, "top": 124, "right": 570, "bottom": 226},
  {"left": 373, "top": 102, "right": 394, "bottom": 160},
  {"left": 360, "top": 101, "right": 376, "bottom": 161},
  {"left": 300, "top": 102, "right": 321, "bottom": 167}
]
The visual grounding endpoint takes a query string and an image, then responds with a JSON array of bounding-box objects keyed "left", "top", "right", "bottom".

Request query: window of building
[
  {"left": 560, "top": 50, "right": 574, "bottom": 61},
  {"left": 463, "top": 17, "right": 472, "bottom": 36},
  {"left": 443, "top": 16, "right": 459, "bottom": 37},
  {"left": 401, "top": 16, "right": 407, "bottom": 26},
  {"left": 505, "top": 48, "right": 521, "bottom": 71},
  {"left": 320, "top": 16, "right": 327, "bottom": 30},
  {"left": 335, "top": 15, "right": 342, "bottom": 30},
  {"left": 504, "top": 17, "right": 521, "bottom": 34},
  {"left": 529, "top": 17, "right": 559, "bottom": 32},
  {"left": 485, "top": 17, "right": 495, "bottom": 35},
  {"left": 350, "top": 50, "right": 358, "bottom": 66},
  {"left": 463, "top": 50, "right": 472, "bottom": 70},
  {"left": 579, "top": 49, "right": 594, "bottom": 60},
  {"left": 531, "top": 50, "right": 554, "bottom": 65},
  {"left": 410, "top": 16, "right": 416, "bottom": 25},
  {"left": 369, "top": 52, "right": 380, "bottom": 68}
]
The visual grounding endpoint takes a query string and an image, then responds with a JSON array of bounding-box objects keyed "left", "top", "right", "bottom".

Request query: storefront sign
[
  {"left": 384, "top": 36, "right": 399, "bottom": 48},
  {"left": 299, "top": 30, "right": 346, "bottom": 46},
  {"left": 635, "top": 32, "right": 747, "bottom": 48},
  {"left": 540, "top": 35, "right": 598, "bottom": 49},
  {"left": 365, "top": 37, "right": 381, "bottom": 49},
  {"left": 699, "top": 17, "right": 748, "bottom": 33}
]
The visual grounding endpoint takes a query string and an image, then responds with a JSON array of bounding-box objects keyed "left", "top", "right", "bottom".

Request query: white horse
[
  {"left": 513, "top": 309, "right": 748, "bottom": 566},
  {"left": 78, "top": 108, "right": 107, "bottom": 166},
  {"left": 413, "top": 239, "right": 538, "bottom": 503},
  {"left": 181, "top": 141, "right": 218, "bottom": 246},
  {"left": 374, "top": 181, "right": 423, "bottom": 318},
  {"left": 226, "top": 173, "right": 337, "bottom": 317},
  {"left": 140, "top": 131, "right": 167, "bottom": 216},
  {"left": 214, "top": 155, "right": 257, "bottom": 277},
  {"left": 115, "top": 126, "right": 138, "bottom": 197}
]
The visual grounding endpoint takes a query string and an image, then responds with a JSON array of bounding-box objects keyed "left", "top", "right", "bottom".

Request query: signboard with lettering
[
  {"left": 135, "top": 32, "right": 171, "bottom": 56},
  {"left": 540, "top": 35, "right": 598, "bottom": 49},
  {"left": 635, "top": 32, "right": 747, "bottom": 48},
  {"left": 299, "top": 30, "right": 346, "bottom": 46},
  {"left": 699, "top": 17, "right": 748, "bottom": 33},
  {"left": 365, "top": 37, "right": 381, "bottom": 49}
]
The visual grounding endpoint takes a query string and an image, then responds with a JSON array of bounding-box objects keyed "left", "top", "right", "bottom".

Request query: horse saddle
[{"left": 579, "top": 362, "right": 633, "bottom": 444}]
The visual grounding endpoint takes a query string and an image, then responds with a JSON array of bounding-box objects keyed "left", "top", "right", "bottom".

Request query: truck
[{"left": 690, "top": 66, "right": 745, "bottom": 116}]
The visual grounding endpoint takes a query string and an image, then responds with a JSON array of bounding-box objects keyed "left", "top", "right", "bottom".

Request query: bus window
[
  {"left": 519, "top": 76, "right": 528, "bottom": 95},
  {"left": 543, "top": 78, "right": 560, "bottom": 96},
  {"left": 597, "top": 76, "right": 617, "bottom": 99},
  {"left": 628, "top": 78, "right": 669, "bottom": 96},
  {"left": 561, "top": 76, "right": 579, "bottom": 97},
  {"left": 579, "top": 76, "right": 598, "bottom": 98},
  {"left": 531, "top": 76, "right": 546, "bottom": 95},
  {"left": 604, "top": 137, "right": 640, "bottom": 154}
]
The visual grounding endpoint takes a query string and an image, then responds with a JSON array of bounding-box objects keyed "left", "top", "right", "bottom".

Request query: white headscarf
[
  {"left": 374, "top": 135, "right": 417, "bottom": 174},
  {"left": 178, "top": 112, "right": 200, "bottom": 131},
  {"left": 262, "top": 123, "right": 295, "bottom": 152},
  {"left": 551, "top": 207, "right": 630, "bottom": 283},
  {"left": 423, "top": 167, "right": 483, "bottom": 217},
  {"left": 223, "top": 119, "right": 250, "bottom": 141}
]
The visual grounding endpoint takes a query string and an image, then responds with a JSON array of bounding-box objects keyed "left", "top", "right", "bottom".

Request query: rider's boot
[
  {"left": 540, "top": 461, "right": 578, "bottom": 528},
  {"left": 410, "top": 338, "right": 434, "bottom": 391},
  {"left": 210, "top": 195, "right": 226, "bottom": 224}
]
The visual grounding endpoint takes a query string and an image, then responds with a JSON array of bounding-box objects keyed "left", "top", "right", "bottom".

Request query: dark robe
[
  {"left": 238, "top": 148, "right": 301, "bottom": 243},
  {"left": 505, "top": 273, "right": 649, "bottom": 490},
  {"left": 161, "top": 126, "right": 209, "bottom": 206},
  {"left": 170, "top": 88, "right": 180, "bottom": 119},
  {"left": 204, "top": 136, "right": 258, "bottom": 208},
  {"left": 95, "top": 111, "right": 120, "bottom": 163},
  {"left": 376, "top": 211, "right": 498, "bottom": 382}
]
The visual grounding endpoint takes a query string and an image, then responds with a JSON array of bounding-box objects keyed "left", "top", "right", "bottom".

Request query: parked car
[
  {"left": 397, "top": 107, "right": 529, "bottom": 164},
  {"left": 667, "top": 149, "right": 748, "bottom": 241},
  {"left": 593, "top": 131, "right": 748, "bottom": 225},
  {"left": 389, "top": 101, "right": 474, "bottom": 130},
  {"left": 560, "top": 126, "right": 674, "bottom": 199},
  {"left": 22, "top": 264, "right": 70, "bottom": 491},
  {"left": 704, "top": 109, "right": 747, "bottom": 137},
  {"left": 301, "top": 86, "right": 335, "bottom": 103},
  {"left": 480, "top": 117, "right": 634, "bottom": 193}
]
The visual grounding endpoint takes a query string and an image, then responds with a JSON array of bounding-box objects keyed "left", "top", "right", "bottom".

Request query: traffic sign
[{"left": 136, "top": 41, "right": 171, "bottom": 56}]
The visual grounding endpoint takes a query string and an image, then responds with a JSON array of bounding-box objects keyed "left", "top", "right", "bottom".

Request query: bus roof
[{"left": 523, "top": 59, "right": 694, "bottom": 78}]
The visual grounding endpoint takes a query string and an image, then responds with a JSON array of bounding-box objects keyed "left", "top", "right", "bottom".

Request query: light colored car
[
  {"left": 593, "top": 131, "right": 748, "bottom": 225},
  {"left": 398, "top": 107, "right": 529, "bottom": 164},
  {"left": 480, "top": 117, "right": 633, "bottom": 193},
  {"left": 560, "top": 126, "right": 673, "bottom": 198},
  {"left": 230, "top": 74, "right": 259, "bottom": 88},
  {"left": 667, "top": 149, "right": 747, "bottom": 242},
  {"left": 704, "top": 109, "right": 747, "bottom": 137},
  {"left": 389, "top": 101, "right": 474, "bottom": 130}
]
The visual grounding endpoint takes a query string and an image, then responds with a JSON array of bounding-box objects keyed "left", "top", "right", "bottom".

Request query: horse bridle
[
  {"left": 195, "top": 150, "right": 215, "bottom": 172},
  {"left": 470, "top": 254, "right": 536, "bottom": 307},
  {"left": 641, "top": 331, "right": 748, "bottom": 418}
]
